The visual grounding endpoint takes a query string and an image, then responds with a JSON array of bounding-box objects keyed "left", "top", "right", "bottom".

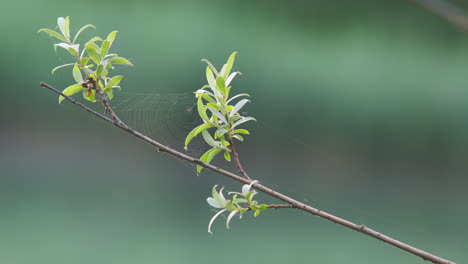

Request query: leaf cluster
[
  {"left": 206, "top": 181, "right": 267, "bottom": 234},
  {"left": 38, "top": 17, "right": 133, "bottom": 103},
  {"left": 184, "top": 52, "right": 256, "bottom": 174}
]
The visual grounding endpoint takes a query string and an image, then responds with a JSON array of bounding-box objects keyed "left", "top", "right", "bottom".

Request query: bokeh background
[{"left": 1, "top": 0, "right": 467, "bottom": 263}]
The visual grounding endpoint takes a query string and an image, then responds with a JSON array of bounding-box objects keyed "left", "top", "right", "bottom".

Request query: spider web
[{"left": 111, "top": 91, "right": 208, "bottom": 166}]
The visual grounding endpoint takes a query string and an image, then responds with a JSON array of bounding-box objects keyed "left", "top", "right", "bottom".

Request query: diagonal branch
[
  {"left": 411, "top": 0, "right": 468, "bottom": 31},
  {"left": 40, "top": 82, "right": 455, "bottom": 264}
]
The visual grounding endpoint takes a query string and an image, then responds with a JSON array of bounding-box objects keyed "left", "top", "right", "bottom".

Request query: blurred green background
[{"left": 1, "top": 0, "right": 467, "bottom": 263}]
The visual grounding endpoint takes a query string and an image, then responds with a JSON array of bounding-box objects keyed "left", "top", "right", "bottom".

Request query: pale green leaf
[
  {"left": 208, "top": 209, "right": 226, "bottom": 234},
  {"left": 202, "top": 130, "right": 219, "bottom": 147},
  {"left": 229, "top": 99, "right": 250, "bottom": 117},
  {"left": 207, "top": 107, "right": 228, "bottom": 124},
  {"left": 227, "top": 93, "right": 250, "bottom": 104},
  {"left": 57, "top": 17, "right": 69, "bottom": 39},
  {"left": 226, "top": 71, "right": 240, "bottom": 87},
  {"left": 38, "top": 28, "right": 68, "bottom": 42},
  {"left": 72, "top": 64, "right": 83, "bottom": 83},
  {"left": 73, "top": 24, "right": 95, "bottom": 43},
  {"left": 212, "top": 185, "right": 227, "bottom": 207},
  {"left": 233, "top": 117, "right": 256, "bottom": 128},
  {"left": 216, "top": 129, "right": 229, "bottom": 138},
  {"left": 232, "top": 134, "right": 244, "bottom": 141},
  {"left": 226, "top": 210, "right": 239, "bottom": 229},
  {"left": 51, "top": 63, "right": 74, "bottom": 74},
  {"left": 207, "top": 197, "right": 223, "bottom": 208},
  {"left": 58, "top": 83, "right": 84, "bottom": 103}
]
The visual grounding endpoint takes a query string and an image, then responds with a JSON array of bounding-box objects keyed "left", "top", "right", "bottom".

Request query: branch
[
  {"left": 228, "top": 137, "right": 251, "bottom": 180},
  {"left": 40, "top": 82, "right": 455, "bottom": 264},
  {"left": 411, "top": 0, "right": 468, "bottom": 31}
]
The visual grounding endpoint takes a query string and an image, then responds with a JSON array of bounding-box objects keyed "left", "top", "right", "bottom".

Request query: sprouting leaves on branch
[
  {"left": 38, "top": 16, "right": 133, "bottom": 103},
  {"left": 184, "top": 52, "right": 256, "bottom": 174},
  {"left": 207, "top": 181, "right": 268, "bottom": 234}
]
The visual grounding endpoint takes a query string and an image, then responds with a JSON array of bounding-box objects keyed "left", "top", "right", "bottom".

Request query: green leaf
[
  {"left": 51, "top": 63, "right": 75, "bottom": 74},
  {"left": 108, "top": 57, "right": 134, "bottom": 66},
  {"left": 197, "top": 148, "right": 222, "bottom": 174},
  {"left": 107, "top": 89, "right": 114, "bottom": 100},
  {"left": 207, "top": 107, "right": 228, "bottom": 124},
  {"left": 223, "top": 51, "right": 237, "bottom": 79},
  {"left": 72, "top": 64, "right": 83, "bottom": 83},
  {"left": 86, "top": 36, "right": 103, "bottom": 44},
  {"left": 233, "top": 117, "right": 256, "bottom": 128},
  {"left": 197, "top": 92, "right": 217, "bottom": 104},
  {"left": 197, "top": 96, "right": 210, "bottom": 122},
  {"left": 202, "top": 59, "right": 219, "bottom": 76},
  {"left": 234, "top": 129, "right": 249, "bottom": 135},
  {"left": 96, "top": 64, "right": 104, "bottom": 76},
  {"left": 82, "top": 89, "right": 96, "bottom": 102},
  {"left": 229, "top": 99, "right": 250, "bottom": 117},
  {"left": 254, "top": 210, "right": 260, "bottom": 217},
  {"left": 227, "top": 93, "right": 250, "bottom": 104},
  {"left": 106, "top": 31, "right": 118, "bottom": 46},
  {"left": 216, "top": 76, "right": 226, "bottom": 95},
  {"left": 85, "top": 44, "right": 101, "bottom": 64},
  {"left": 185, "top": 123, "right": 214, "bottom": 149},
  {"left": 202, "top": 130, "right": 219, "bottom": 147},
  {"left": 206, "top": 66, "right": 217, "bottom": 91},
  {"left": 106, "top": 75, "right": 123, "bottom": 88},
  {"left": 68, "top": 46, "right": 79, "bottom": 57},
  {"left": 73, "top": 24, "right": 95, "bottom": 43},
  {"left": 228, "top": 115, "right": 242, "bottom": 125},
  {"left": 58, "top": 83, "right": 84, "bottom": 103},
  {"left": 220, "top": 135, "right": 229, "bottom": 147},
  {"left": 100, "top": 40, "right": 110, "bottom": 59},
  {"left": 38, "top": 28, "right": 68, "bottom": 42},
  {"left": 224, "top": 151, "right": 231, "bottom": 161},
  {"left": 57, "top": 17, "right": 70, "bottom": 39},
  {"left": 81, "top": 57, "right": 90, "bottom": 66},
  {"left": 216, "top": 129, "right": 229, "bottom": 138},
  {"left": 232, "top": 134, "right": 244, "bottom": 142}
]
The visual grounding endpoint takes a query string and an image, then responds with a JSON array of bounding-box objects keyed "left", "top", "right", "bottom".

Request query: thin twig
[
  {"left": 411, "top": 0, "right": 468, "bottom": 31},
  {"left": 95, "top": 87, "right": 124, "bottom": 125},
  {"left": 229, "top": 137, "right": 251, "bottom": 180},
  {"left": 40, "top": 82, "right": 455, "bottom": 264}
]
